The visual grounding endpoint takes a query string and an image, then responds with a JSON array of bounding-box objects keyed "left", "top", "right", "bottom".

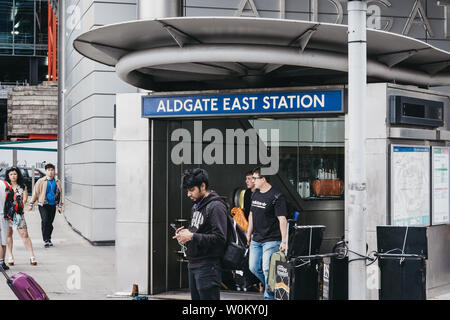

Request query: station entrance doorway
[{"left": 150, "top": 111, "right": 345, "bottom": 293}]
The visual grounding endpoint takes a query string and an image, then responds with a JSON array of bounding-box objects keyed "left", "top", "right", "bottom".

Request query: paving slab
[{"left": 0, "top": 208, "right": 116, "bottom": 300}]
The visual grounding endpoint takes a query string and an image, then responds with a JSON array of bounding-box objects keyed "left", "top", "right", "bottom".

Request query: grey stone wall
[{"left": 7, "top": 81, "right": 58, "bottom": 138}]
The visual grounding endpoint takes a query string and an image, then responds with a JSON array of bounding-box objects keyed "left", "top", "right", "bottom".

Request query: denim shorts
[{"left": 9, "top": 214, "right": 27, "bottom": 230}]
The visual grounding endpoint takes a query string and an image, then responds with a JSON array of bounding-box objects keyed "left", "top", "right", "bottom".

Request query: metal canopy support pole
[
  {"left": 347, "top": 0, "right": 367, "bottom": 300},
  {"left": 138, "top": 0, "right": 180, "bottom": 20},
  {"left": 57, "top": 0, "right": 65, "bottom": 208},
  {"left": 137, "top": 0, "right": 181, "bottom": 296}
]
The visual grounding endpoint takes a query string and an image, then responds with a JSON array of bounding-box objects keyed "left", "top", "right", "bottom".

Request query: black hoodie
[{"left": 186, "top": 191, "right": 228, "bottom": 268}]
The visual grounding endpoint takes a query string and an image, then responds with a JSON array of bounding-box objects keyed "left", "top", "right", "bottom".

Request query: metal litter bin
[
  {"left": 274, "top": 225, "right": 325, "bottom": 300},
  {"left": 377, "top": 226, "right": 428, "bottom": 300}
]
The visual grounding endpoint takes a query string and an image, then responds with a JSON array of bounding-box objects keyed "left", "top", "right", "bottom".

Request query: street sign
[{"left": 142, "top": 89, "right": 344, "bottom": 118}]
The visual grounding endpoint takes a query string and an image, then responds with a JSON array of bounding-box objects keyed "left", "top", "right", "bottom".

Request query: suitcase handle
[{"left": 0, "top": 264, "right": 11, "bottom": 281}]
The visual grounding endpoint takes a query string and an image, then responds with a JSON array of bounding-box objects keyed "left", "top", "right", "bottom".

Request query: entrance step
[{"left": 149, "top": 289, "right": 263, "bottom": 300}]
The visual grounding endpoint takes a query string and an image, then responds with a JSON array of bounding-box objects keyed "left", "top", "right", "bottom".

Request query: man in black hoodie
[{"left": 173, "top": 168, "right": 227, "bottom": 300}]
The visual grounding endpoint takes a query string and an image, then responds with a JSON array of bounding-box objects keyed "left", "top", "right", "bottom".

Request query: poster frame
[
  {"left": 431, "top": 146, "right": 450, "bottom": 225},
  {"left": 390, "top": 144, "right": 431, "bottom": 227}
]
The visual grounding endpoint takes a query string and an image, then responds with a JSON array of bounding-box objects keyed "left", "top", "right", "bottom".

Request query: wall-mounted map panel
[{"left": 390, "top": 145, "right": 430, "bottom": 226}]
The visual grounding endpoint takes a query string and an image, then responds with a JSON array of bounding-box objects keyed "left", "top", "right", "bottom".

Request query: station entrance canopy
[{"left": 74, "top": 17, "right": 450, "bottom": 91}]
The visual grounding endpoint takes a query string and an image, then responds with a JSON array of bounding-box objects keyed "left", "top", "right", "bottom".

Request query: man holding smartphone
[{"left": 173, "top": 168, "right": 227, "bottom": 300}]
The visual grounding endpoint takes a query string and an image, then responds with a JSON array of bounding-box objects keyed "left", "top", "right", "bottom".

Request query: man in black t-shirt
[
  {"left": 243, "top": 170, "right": 255, "bottom": 220},
  {"left": 246, "top": 167, "right": 288, "bottom": 300}
]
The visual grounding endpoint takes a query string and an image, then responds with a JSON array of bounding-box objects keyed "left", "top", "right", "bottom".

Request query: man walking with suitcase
[
  {"left": 28, "top": 163, "right": 63, "bottom": 248},
  {"left": 173, "top": 168, "right": 228, "bottom": 300}
]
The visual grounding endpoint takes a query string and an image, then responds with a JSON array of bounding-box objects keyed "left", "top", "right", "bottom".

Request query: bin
[
  {"left": 321, "top": 256, "right": 348, "bottom": 300},
  {"left": 287, "top": 225, "right": 326, "bottom": 259},
  {"left": 274, "top": 257, "right": 322, "bottom": 300},
  {"left": 378, "top": 254, "right": 426, "bottom": 300},
  {"left": 377, "top": 226, "right": 428, "bottom": 300},
  {"left": 274, "top": 225, "right": 326, "bottom": 300}
]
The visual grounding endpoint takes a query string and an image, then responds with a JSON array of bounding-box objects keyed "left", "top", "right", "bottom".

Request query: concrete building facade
[
  {"left": 65, "top": 0, "right": 450, "bottom": 299},
  {"left": 63, "top": 0, "right": 450, "bottom": 245},
  {"left": 62, "top": 0, "right": 137, "bottom": 244}
]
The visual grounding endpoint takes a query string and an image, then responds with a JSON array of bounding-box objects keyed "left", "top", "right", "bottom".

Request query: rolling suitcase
[{"left": 0, "top": 264, "right": 49, "bottom": 300}]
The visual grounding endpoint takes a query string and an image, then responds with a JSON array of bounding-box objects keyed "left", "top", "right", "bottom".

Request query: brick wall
[{"left": 7, "top": 81, "right": 58, "bottom": 138}]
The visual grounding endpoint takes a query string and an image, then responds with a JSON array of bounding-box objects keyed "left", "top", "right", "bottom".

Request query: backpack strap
[
  {"left": 271, "top": 192, "right": 283, "bottom": 206},
  {"left": 204, "top": 201, "right": 214, "bottom": 220},
  {"left": 204, "top": 199, "right": 229, "bottom": 219}
]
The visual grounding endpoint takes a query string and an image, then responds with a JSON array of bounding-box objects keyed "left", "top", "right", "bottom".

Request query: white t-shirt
[
  {"left": 0, "top": 180, "right": 8, "bottom": 246},
  {"left": 0, "top": 180, "right": 7, "bottom": 213}
]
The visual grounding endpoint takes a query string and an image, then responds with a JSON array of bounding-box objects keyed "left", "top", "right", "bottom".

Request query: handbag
[
  {"left": 267, "top": 251, "right": 287, "bottom": 293},
  {"left": 222, "top": 217, "right": 247, "bottom": 270}
]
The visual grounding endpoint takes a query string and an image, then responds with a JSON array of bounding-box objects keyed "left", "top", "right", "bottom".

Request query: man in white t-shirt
[{"left": 0, "top": 179, "right": 10, "bottom": 270}]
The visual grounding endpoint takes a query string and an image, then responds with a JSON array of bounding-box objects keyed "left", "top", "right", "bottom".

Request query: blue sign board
[
  {"left": 393, "top": 146, "right": 430, "bottom": 153},
  {"left": 142, "top": 90, "right": 343, "bottom": 118}
]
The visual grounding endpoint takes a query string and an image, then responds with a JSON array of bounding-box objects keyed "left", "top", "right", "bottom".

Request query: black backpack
[
  {"left": 220, "top": 200, "right": 248, "bottom": 270},
  {"left": 203, "top": 197, "right": 247, "bottom": 270}
]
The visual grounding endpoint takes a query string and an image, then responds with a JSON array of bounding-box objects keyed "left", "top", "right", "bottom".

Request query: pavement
[
  {"left": 428, "top": 284, "right": 450, "bottom": 300},
  {"left": 0, "top": 208, "right": 117, "bottom": 300},
  {"left": 0, "top": 209, "right": 263, "bottom": 301},
  {"left": 0, "top": 207, "right": 448, "bottom": 301}
]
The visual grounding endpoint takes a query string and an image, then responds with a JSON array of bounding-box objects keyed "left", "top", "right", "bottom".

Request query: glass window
[
  {"left": 0, "top": 1, "right": 48, "bottom": 57},
  {"left": 250, "top": 118, "right": 345, "bottom": 200},
  {"left": 35, "top": 0, "right": 48, "bottom": 47},
  {"left": 0, "top": 0, "right": 14, "bottom": 55},
  {"left": 14, "top": 1, "right": 35, "bottom": 47}
]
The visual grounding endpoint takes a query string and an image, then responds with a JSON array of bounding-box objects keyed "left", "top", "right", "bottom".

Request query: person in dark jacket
[
  {"left": 173, "top": 168, "right": 227, "bottom": 300},
  {"left": 243, "top": 170, "right": 256, "bottom": 221}
]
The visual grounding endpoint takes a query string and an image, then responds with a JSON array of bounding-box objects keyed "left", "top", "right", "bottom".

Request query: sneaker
[
  {"left": 1, "top": 262, "right": 9, "bottom": 270},
  {"left": 48, "top": 241, "right": 53, "bottom": 247},
  {"left": 44, "top": 242, "right": 50, "bottom": 248}
]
